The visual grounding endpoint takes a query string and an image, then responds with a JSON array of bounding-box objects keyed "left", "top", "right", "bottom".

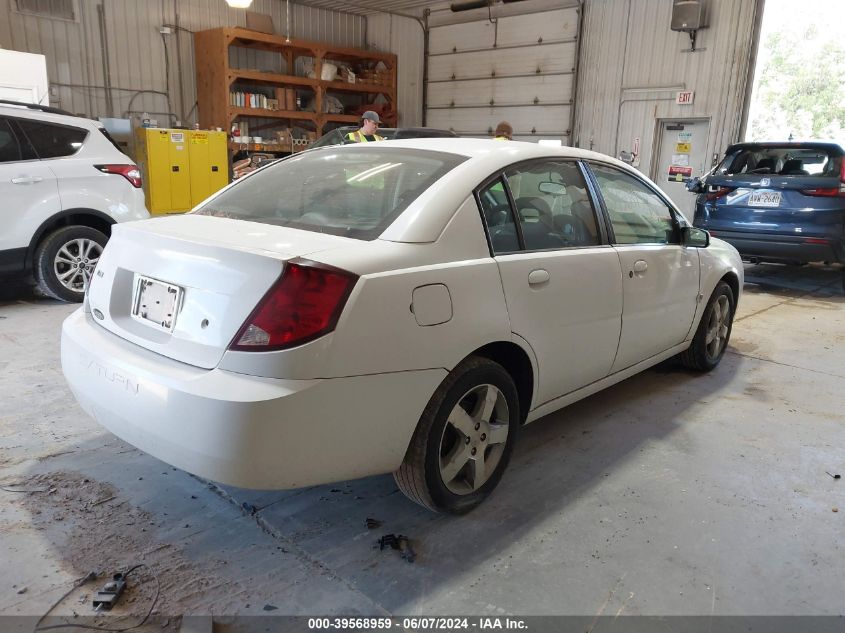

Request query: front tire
[
  {"left": 394, "top": 356, "right": 520, "bottom": 514},
  {"left": 34, "top": 226, "right": 107, "bottom": 302},
  {"left": 679, "top": 281, "right": 735, "bottom": 371}
]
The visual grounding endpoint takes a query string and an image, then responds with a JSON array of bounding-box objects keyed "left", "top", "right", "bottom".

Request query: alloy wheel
[
  {"left": 53, "top": 238, "right": 102, "bottom": 293},
  {"left": 438, "top": 383, "right": 509, "bottom": 495},
  {"left": 705, "top": 294, "right": 730, "bottom": 359}
]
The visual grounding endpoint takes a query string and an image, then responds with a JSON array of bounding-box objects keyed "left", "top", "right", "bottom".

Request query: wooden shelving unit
[{"left": 194, "top": 27, "right": 397, "bottom": 143}]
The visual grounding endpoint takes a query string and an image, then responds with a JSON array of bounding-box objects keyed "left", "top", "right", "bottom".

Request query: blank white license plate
[
  {"left": 748, "top": 191, "right": 782, "bottom": 207},
  {"left": 131, "top": 275, "right": 183, "bottom": 332}
]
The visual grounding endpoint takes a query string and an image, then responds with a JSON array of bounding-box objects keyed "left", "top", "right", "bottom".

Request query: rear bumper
[
  {"left": 702, "top": 230, "right": 844, "bottom": 265},
  {"left": 61, "top": 309, "right": 445, "bottom": 489}
]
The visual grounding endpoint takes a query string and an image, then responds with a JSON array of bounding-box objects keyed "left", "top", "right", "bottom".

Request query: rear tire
[
  {"left": 394, "top": 356, "right": 520, "bottom": 514},
  {"left": 34, "top": 226, "right": 107, "bottom": 302},
  {"left": 679, "top": 281, "right": 735, "bottom": 371}
]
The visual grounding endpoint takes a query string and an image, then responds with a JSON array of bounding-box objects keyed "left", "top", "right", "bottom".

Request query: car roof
[
  {"left": 328, "top": 137, "right": 629, "bottom": 169},
  {"left": 0, "top": 102, "right": 102, "bottom": 129}
]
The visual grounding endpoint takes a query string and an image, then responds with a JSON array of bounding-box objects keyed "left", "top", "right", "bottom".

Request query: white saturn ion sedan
[{"left": 61, "top": 139, "right": 742, "bottom": 513}]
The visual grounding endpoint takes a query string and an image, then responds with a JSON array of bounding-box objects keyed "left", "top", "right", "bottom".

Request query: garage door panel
[
  {"left": 427, "top": 105, "right": 571, "bottom": 135},
  {"left": 429, "top": 20, "right": 495, "bottom": 53},
  {"left": 494, "top": 9, "right": 578, "bottom": 47},
  {"left": 428, "top": 42, "right": 576, "bottom": 81},
  {"left": 425, "top": 7, "right": 577, "bottom": 141},
  {"left": 428, "top": 76, "right": 573, "bottom": 108}
]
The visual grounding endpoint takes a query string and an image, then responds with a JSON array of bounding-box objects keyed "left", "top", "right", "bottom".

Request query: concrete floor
[{"left": 1, "top": 264, "right": 843, "bottom": 625}]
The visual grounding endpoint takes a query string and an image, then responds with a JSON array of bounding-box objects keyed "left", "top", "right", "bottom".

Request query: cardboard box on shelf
[
  {"left": 245, "top": 11, "right": 274, "bottom": 34},
  {"left": 285, "top": 88, "right": 296, "bottom": 111}
]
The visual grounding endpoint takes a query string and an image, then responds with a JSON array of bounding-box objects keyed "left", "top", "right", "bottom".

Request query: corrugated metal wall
[
  {"left": 0, "top": 0, "right": 365, "bottom": 124},
  {"left": 366, "top": 12, "right": 423, "bottom": 127},
  {"left": 574, "top": 0, "right": 761, "bottom": 179}
]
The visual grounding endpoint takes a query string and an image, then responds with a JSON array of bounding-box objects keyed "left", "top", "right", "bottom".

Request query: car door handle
[
  {"left": 528, "top": 269, "right": 550, "bottom": 285},
  {"left": 632, "top": 260, "right": 648, "bottom": 274},
  {"left": 11, "top": 176, "right": 43, "bottom": 184}
]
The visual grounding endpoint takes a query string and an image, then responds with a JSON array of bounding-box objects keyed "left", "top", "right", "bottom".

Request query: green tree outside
[{"left": 747, "top": 2, "right": 845, "bottom": 143}]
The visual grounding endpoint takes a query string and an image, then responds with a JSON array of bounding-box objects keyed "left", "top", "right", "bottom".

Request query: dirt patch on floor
[{"left": 12, "top": 471, "right": 239, "bottom": 622}]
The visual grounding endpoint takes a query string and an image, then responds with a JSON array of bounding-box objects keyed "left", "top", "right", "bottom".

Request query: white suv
[{"left": 0, "top": 101, "right": 149, "bottom": 301}]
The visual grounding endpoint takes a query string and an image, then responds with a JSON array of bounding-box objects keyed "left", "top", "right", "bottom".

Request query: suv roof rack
[{"left": 0, "top": 99, "right": 75, "bottom": 117}]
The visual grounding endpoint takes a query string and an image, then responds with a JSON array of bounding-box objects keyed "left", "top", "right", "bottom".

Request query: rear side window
[
  {"left": 716, "top": 146, "right": 841, "bottom": 177},
  {"left": 0, "top": 119, "right": 21, "bottom": 163},
  {"left": 478, "top": 177, "right": 520, "bottom": 254},
  {"left": 16, "top": 119, "right": 88, "bottom": 159},
  {"left": 195, "top": 147, "right": 466, "bottom": 240},
  {"left": 505, "top": 160, "right": 600, "bottom": 250}
]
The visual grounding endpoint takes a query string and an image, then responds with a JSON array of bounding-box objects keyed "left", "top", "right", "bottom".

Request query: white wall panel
[
  {"left": 0, "top": 0, "right": 365, "bottom": 124},
  {"left": 574, "top": 0, "right": 761, "bottom": 181},
  {"left": 366, "top": 12, "right": 424, "bottom": 127}
]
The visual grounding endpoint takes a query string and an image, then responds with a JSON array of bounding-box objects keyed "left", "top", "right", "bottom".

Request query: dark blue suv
[{"left": 690, "top": 142, "right": 845, "bottom": 289}]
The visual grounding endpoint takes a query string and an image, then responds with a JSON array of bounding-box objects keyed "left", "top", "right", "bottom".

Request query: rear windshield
[
  {"left": 716, "top": 146, "right": 842, "bottom": 177},
  {"left": 194, "top": 147, "right": 466, "bottom": 240}
]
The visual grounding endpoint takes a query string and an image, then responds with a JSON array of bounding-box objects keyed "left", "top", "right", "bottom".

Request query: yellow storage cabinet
[
  {"left": 188, "top": 131, "right": 229, "bottom": 207},
  {"left": 135, "top": 128, "right": 228, "bottom": 215}
]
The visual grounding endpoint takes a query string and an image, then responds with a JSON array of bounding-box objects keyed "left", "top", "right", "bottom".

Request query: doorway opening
[{"left": 745, "top": 0, "right": 845, "bottom": 144}]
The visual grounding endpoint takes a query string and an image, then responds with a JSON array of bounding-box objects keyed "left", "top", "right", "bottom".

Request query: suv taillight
[
  {"left": 705, "top": 185, "right": 734, "bottom": 201},
  {"left": 95, "top": 164, "right": 142, "bottom": 188},
  {"left": 801, "top": 159, "right": 845, "bottom": 197},
  {"left": 229, "top": 260, "right": 358, "bottom": 352}
]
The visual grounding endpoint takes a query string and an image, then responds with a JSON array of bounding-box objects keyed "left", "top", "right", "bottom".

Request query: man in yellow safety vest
[{"left": 346, "top": 111, "right": 385, "bottom": 143}]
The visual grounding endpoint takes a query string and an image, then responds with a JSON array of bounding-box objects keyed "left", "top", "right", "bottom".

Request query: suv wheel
[
  {"left": 34, "top": 226, "right": 107, "bottom": 302},
  {"left": 394, "top": 356, "right": 520, "bottom": 513}
]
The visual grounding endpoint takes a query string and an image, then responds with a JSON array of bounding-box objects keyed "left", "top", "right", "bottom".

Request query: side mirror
[
  {"left": 682, "top": 226, "right": 710, "bottom": 248},
  {"left": 686, "top": 176, "right": 704, "bottom": 193}
]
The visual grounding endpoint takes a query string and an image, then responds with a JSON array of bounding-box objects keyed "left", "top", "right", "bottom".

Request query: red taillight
[
  {"left": 705, "top": 186, "right": 733, "bottom": 201},
  {"left": 802, "top": 160, "right": 845, "bottom": 197},
  {"left": 229, "top": 259, "right": 358, "bottom": 352},
  {"left": 803, "top": 238, "right": 829, "bottom": 245},
  {"left": 95, "top": 164, "right": 142, "bottom": 188},
  {"left": 801, "top": 187, "right": 840, "bottom": 197}
]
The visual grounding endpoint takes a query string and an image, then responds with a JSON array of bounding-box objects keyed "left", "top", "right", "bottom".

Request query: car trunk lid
[{"left": 86, "top": 215, "right": 357, "bottom": 369}]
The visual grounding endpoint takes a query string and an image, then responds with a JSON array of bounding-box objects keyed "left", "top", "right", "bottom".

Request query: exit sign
[{"left": 676, "top": 91, "right": 695, "bottom": 105}]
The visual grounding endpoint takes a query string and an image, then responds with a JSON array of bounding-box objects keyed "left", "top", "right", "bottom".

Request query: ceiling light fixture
[{"left": 225, "top": 0, "right": 254, "bottom": 8}]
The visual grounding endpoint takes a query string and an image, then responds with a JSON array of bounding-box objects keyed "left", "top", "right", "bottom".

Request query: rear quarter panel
[
  {"left": 219, "top": 196, "right": 514, "bottom": 379},
  {"left": 52, "top": 148, "right": 149, "bottom": 222}
]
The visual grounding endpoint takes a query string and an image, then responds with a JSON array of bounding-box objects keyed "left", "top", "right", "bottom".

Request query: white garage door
[{"left": 426, "top": 3, "right": 579, "bottom": 143}]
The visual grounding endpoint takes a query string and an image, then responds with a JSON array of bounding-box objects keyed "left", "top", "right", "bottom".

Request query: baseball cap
[{"left": 361, "top": 110, "right": 381, "bottom": 124}]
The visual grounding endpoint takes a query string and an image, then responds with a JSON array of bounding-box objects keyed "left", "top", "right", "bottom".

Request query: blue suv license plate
[{"left": 748, "top": 191, "right": 782, "bottom": 207}]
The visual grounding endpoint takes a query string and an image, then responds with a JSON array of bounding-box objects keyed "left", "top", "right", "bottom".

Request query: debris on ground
[
  {"left": 16, "top": 586, "right": 27, "bottom": 594},
  {"left": 825, "top": 471, "right": 841, "bottom": 480},
  {"left": 263, "top": 604, "right": 278, "bottom": 611},
  {"left": 377, "top": 534, "right": 416, "bottom": 563},
  {"left": 365, "top": 518, "right": 382, "bottom": 530},
  {"left": 242, "top": 502, "right": 258, "bottom": 515},
  {"left": 833, "top": 508, "right": 839, "bottom": 513},
  {"left": 10, "top": 472, "right": 241, "bottom": 615}
]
